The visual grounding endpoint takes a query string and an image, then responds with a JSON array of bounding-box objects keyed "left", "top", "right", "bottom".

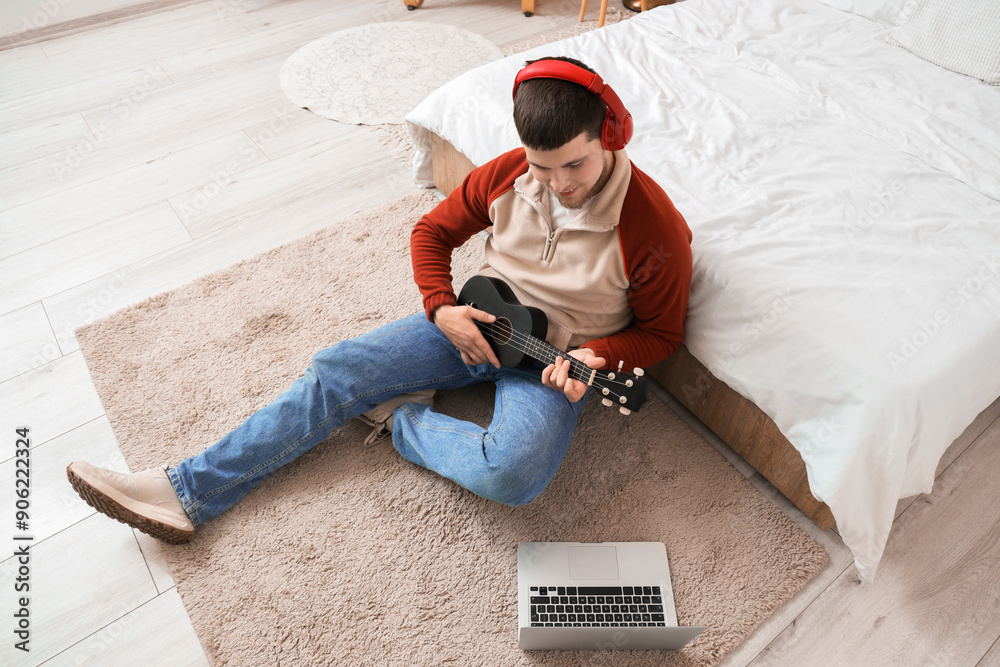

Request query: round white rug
[{"left": 280, "top": 21, "right": 503, "bottom": 125}]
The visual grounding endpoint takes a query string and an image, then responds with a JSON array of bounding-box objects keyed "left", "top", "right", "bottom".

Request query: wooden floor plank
[
  {"left": 0, "top": 42, "right": 48, "bottom": 68},
  {"left": 1, "top": 201, "right": 191, "bottom": 315},
  {"left": 0, "top": 113, "right": 94, "bottom": 171},
  {"left": 169, "top": 122, "right": 395, "bottom": 238},
  {"left": 0, "top": 62, "right": 174, "bottom": 128},
  {"left": 0, "top": 514, "right": 160, "bottom": 666},
  {"left": 0, "top": 131, "right": 269, "bottom": 257},
  {"left": 978, "top": 638, "right": 1000, "bottom": 667},
  {"left": 0, "top": 352, "right": 106, "bottom": 454},
  {"left": 1, "top": 0, "right": 203, "bottom": 51},
  {"left": 243, "top": 110, "right": 353, "bottom": 161},
  {"left": 0, "top": 79, "right": 300, "bottom": 212},
  {"left": 0, "top": 417, "right": 125, "bottom": 545},
  {"left": 153, "top": 6, "right": 376, "bottom": 84},
  {"left": 38, "top": 2, "right": 249, "bottom": 71},
  {"left": 748, "top": 418, "right": 1000, "bottom": 666},
  {"left": 41, "top": 589, "right": 209, "bottom": 666},
  {"left": 133, "top": 530, "right": 177, "bottom": 595},
  {"left": 0, "top": 302, "right": 57, "bottom": 382}
]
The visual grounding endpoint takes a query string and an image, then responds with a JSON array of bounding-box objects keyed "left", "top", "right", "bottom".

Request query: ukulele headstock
[{"left": 595, "top": 364, "right": 648, "bottom": 415}]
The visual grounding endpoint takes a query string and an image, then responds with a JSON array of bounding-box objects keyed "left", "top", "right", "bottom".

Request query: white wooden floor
[{"left": 2, "top": 1, "right": 999, "bottom": 665}]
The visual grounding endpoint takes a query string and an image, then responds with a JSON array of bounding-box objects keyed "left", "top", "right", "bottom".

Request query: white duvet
[{"left": 406, "top": 0, "right": 1000, "bottom": 582}]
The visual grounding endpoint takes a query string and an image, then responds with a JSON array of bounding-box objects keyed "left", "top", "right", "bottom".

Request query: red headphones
[{"left": 512, "top": 59, "right": 633, "bottom": 152}]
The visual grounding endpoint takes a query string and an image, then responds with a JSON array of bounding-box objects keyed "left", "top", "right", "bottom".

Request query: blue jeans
[{"left": 167, "top": 313, "right": 589, "bottom": 526}]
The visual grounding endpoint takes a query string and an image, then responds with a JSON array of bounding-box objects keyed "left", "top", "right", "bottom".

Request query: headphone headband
[{"left": 512, "top": 60, "right": 633, "bottom": 151}]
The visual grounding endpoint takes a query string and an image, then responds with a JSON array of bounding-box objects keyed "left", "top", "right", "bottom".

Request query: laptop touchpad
[{"left": 567, "top": 546, "right": 619, "bottom": 580}]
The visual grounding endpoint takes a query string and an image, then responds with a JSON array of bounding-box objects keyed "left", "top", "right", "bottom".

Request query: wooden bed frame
[{"left": 430, "top": 133, "right": 836, "bottom": 530}]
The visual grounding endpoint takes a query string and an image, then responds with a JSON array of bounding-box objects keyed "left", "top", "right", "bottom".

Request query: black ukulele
[{"left": 457, "top": 275, "right": 649, "bottom": 415}]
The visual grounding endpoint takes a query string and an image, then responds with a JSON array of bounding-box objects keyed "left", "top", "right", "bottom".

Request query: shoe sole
[{"left": 67, "top": 464, "right": 195, "bottom": 544}]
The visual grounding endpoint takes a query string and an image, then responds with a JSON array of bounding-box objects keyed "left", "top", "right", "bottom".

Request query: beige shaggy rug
[{"left": 76, "top": 191, "right": 827, "bottom": 666}]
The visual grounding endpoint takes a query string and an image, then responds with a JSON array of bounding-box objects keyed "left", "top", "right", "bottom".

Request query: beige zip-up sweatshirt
[{"left": 411, "top": 147, "right": 692, "bottom": 371}]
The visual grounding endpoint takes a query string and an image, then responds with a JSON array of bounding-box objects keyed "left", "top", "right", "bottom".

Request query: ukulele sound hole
[{"left": 492, "top": 317, "right": 513, "bottom": 346}]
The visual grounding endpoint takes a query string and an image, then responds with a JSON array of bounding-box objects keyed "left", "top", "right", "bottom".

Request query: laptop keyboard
[{"left": 528, "top": 586, "right": 667, "bottom": 627}]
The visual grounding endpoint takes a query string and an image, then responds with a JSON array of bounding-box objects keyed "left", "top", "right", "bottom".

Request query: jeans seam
[
  {"left": 190, "top": 413, "right": 339, "bottom": 511},
  {"left": 166, "top": 466, "right": 198, "bottom": 525}
]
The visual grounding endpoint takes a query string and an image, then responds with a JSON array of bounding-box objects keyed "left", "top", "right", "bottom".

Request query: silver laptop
[{"left": 517, "top": 542, "right": 704, "bottom": 651}]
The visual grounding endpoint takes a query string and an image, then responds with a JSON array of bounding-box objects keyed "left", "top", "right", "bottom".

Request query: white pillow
[
  {"left": 817, "top": 0, "right": 908, "bottom": 24},
  {"left": 885, "top": 0, "right": 1000, "bottom": 85}
]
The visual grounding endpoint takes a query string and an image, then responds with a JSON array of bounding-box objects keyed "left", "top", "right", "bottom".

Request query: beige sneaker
[
  {"left": 356, "top": 389, "right": 438, "bottom": 446},
  {"left": 66, "top": 461, "right": 195, "bottom": 544}
]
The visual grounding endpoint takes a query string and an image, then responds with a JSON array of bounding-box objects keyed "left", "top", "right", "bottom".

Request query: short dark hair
[{"left": 512, "top": 56, "right": 607, "bottom": 151}]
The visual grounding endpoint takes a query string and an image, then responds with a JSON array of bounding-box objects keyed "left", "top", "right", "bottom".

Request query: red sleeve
[
  {"left": 581, "top": 165, "right": 693, "bottom": 371},
  {"left": 410, "top": 148, "right": 527, "bottom": 319}
]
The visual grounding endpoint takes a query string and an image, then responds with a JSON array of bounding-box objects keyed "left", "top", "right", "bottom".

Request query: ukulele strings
[{"left": 473, "top": 320, "right": 634, "bottom": 392}]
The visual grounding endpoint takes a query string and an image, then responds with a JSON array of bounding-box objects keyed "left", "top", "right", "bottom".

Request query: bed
[{"left": 404, "top": 0, "right": 1000, "bottom": 582}]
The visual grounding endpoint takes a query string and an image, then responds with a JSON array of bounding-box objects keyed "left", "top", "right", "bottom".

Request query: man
[{"left": 67, "top": 56, "right": 692, "bottom": 544}]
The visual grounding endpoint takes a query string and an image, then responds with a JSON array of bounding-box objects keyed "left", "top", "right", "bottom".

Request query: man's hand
[
  {"left": 542, "top": 348, "right": 605, "bottom": 404},
  {"left": 433, "top": 305, "right": 502, "bottom": 368}
]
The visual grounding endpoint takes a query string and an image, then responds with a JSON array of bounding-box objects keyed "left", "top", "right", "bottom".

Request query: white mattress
[{"left": 405, "top": 0, "right": 1000, "bottom": 582}]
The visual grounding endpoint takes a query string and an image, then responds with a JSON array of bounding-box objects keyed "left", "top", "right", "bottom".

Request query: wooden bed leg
[
  {"left": 521, "top": 0, "right": 536, "bottom": 16},
  {"left": 404, "top": 0, "right": 424, "bottom": 9}
]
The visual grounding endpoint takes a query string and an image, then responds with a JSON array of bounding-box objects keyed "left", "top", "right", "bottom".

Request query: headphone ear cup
[
  {"left": 602, "top": 107, "right": 632, "bottom": 151},
  {"left": 620, "top": 111, "right": 634, "bottom": 148},
  {"left": 601, "top": 108, "right": 615, "bottom": 151}
]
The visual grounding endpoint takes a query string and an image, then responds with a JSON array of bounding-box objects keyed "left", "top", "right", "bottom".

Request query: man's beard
[
  {"left": 556, "top": 181, "right": 602, "bottom": 209},
  {"left": 556, "top": 152, "right": 614, "bottom": 209}
]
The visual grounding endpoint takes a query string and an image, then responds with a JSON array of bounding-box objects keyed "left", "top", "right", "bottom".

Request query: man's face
[{"left": 524, "top": 132, "right": 614, "bottom": 209}]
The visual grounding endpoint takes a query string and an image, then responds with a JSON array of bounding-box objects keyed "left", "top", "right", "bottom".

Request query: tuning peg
[
  {"left": 602, "top": 398, "right": 613, "bottom": 407},
  {"left": 619, "top": 396, "right": 627, "bottom": 404},
  {"left": 617, "top": 360, "right": 624, "bottom": 372},
  {"left": 625, "top": 379, "right": 633, "bottom": 387},
  {"left": 601, "top": 387, "right": 610, "bottom": 395},
  {"left": 619, "top": 406, "right": 631, "bottom": 416},
  {"left": 633, "top": 367, "right": 644, "bottom": 377}
]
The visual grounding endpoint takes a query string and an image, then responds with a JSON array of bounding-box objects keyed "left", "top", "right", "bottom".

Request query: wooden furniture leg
[
  {"left": 404, "top": 0, "right": 424, "bottom": 9},
  {"left": 581, "top": 0, "right": 610, "bottom": 26},
  {"left": 521, "top": 0, "right": 536, "bottom": 16}
]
